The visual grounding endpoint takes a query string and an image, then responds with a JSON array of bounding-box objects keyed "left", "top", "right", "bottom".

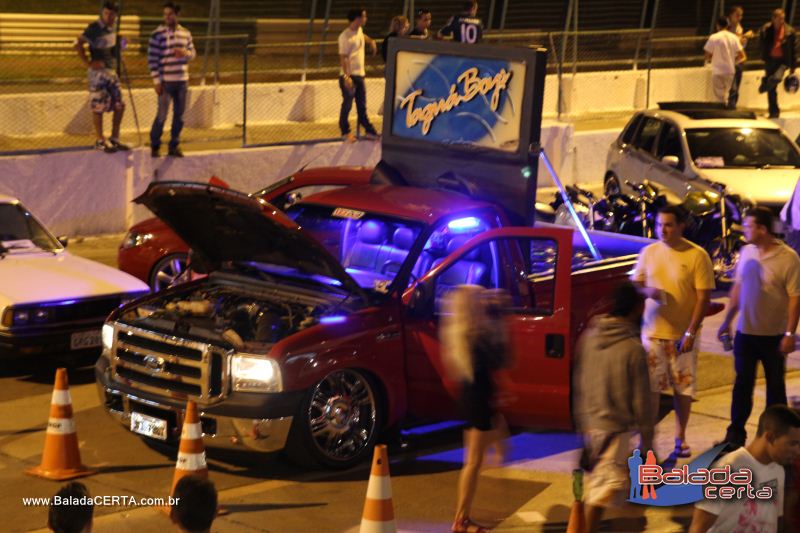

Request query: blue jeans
[
  {"left": 725, "top": 332, "right": 786, "bottom": 445},
  {"left": 764, "top": 59, "right": 788, "bottom": 117},
  {"left": 150, "top": 81, "right": 187, "bottom": 150},
  {"left": 727, "top": 63, "right": 743, "bottom": 109},
  {"left": 339, "top": 75, "right": 377, "bottom": 136}
]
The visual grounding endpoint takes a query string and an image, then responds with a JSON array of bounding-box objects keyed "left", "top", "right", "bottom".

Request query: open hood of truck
[{"left": 136, "top": 182, "right": 367, "bottom": 301}]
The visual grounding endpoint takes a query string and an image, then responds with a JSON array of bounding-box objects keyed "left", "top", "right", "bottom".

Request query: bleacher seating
[{"left": 0, "top": 13, "right": 141, "bottom": 49}]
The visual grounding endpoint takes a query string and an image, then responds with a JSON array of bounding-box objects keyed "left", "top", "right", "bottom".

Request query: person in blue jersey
[
  {"left": 438, "top": 1, "right": 483, "bottom": 44},
  {"left": 74, "top": 1, "right": 128, "bottom": 153}
]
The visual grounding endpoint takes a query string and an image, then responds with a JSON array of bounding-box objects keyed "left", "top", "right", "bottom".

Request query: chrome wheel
[
  {"left": 306, "top": 370, "right": 377, "bottom": 464},
  {"left": 708, "top": 237, "right": 742, "bottom": 286},
  {"left": 149, "top": 253, "right": 188, "bottom": 292}
]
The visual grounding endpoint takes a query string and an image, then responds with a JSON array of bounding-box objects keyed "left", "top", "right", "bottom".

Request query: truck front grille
[{"left": 111, "top": 325, "right": 227, "bottom": 403}]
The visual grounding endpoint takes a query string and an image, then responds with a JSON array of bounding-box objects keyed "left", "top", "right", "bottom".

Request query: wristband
[
  {"left": 684, "top": 331, "right": 695, "bottom": 338},
  {"left": 785, "top": 331, "right": 795, "bottom": 337}
]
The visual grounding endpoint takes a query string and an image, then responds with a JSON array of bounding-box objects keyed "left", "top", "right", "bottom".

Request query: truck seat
[
  {"left": 346, "top": 220, "right": 388, "bottom": 271},
  {"left": 378, "top": 227, "right": 415, "bottom": 277},
  {"left": 431, "top": 236, "right": 488, "bottom": 309}
]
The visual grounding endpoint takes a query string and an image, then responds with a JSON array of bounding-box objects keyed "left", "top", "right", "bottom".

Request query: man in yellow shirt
[{"left": 632, "top": 205, "right": 715, "bottom": 458}]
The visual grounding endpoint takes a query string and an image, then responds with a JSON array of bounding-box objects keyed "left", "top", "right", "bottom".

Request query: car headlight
[
  {"left": 2, "top": 307, "right": 31, "bottom": 327},
  {"left": 231, "top": 354, "right": 282, "bottom": 393},
  {"left": 102, "top": 324, "right": 114, "bottom": 351},
  {"left": 120, "top": 231, "right": 153, "bottom": 250}
]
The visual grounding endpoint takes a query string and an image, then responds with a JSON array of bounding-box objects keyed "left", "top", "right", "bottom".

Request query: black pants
[
  {"left": 728, "top": 63, "right": 743, "bottom": 109},
  {"left": 338, "top": 75, "right": 377, "bottom": 136},
  {"left": 764, "top": 58, "right": 788, "bottom": 117},
  {"left": 726, "top": 332, "right": 786, "bottom": 445}
]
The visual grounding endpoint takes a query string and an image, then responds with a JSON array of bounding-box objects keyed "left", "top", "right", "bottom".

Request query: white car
[
  {"left": 0, "top": 195, "right": 148, "bottom": 357},
  {"left": 605, "top": 105, "right": 800, "bottom": 212}
]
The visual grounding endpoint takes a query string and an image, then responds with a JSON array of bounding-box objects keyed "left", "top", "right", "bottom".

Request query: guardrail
[{"left": 0, "top": 30, "right": 783, "bottom": 155}]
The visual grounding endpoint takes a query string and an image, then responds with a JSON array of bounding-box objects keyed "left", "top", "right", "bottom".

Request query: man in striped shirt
[{"left": 148, "top": 2, "right": 195, "bottom": 157}]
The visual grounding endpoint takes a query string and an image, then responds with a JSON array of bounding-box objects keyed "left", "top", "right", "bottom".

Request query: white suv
[{"left": 605, "top": 105, "right": 800, "bottom": 212}]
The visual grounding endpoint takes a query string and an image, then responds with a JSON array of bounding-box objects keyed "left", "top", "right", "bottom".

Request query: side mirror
[
  {"left": 57, "top": 235, "right": 69, "bottom": 248},
  {"left": 661, "top": 155, "right": 680, "bottom": 168},
  {"left": 407, "top": 281, "right": 433, "bottom": 318}
]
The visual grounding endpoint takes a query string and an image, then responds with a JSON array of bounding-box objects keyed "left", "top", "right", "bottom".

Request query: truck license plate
[
  {"left": 130, "top": 412, "right": 168, "bottom": 441},
  {"left": 70, "top": 330, "right": 102, "bottom": 350}
]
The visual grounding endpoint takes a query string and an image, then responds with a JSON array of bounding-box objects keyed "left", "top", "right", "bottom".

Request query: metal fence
[{"left": 0, "top": 28, "right": 785, "bottom": 154}]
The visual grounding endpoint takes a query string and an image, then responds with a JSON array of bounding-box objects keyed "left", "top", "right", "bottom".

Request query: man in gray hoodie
[{"left": 575, "top": 281, "right": 651, "bottom": 532}]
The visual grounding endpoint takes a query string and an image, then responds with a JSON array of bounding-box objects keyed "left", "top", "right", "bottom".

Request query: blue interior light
[
  {"left": 320, "top": 315, "right": 347, "bottom": 324},
  {"left": 448, "top": 217, "right": 481, "bottom": 231}
]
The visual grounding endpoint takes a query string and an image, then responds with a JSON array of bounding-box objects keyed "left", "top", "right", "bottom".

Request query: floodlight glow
[
  {"left": 448, "top": 217, "right": 481, "bottom": 231},
  {"left": 320, "top": 315, "right": 347, "bottom": 324}
]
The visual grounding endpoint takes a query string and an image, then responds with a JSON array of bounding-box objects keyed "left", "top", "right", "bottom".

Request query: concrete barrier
[{"left": 0, "top": 121, "right": 577, "bottom": 237}]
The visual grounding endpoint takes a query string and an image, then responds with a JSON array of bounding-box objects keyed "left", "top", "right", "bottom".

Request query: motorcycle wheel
[
  {"left": 604, "top": 174, "right": 622, "bottom": 197},
  {"left": 707, "top": 236, "right": 744, "bottom": 288}
]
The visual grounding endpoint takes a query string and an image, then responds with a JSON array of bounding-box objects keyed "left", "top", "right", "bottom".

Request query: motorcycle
[{"left": 550, "top": 180, "right": 746, "bottom": 285}]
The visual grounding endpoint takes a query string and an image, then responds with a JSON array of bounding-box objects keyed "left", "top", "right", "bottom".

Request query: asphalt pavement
[{"left": 1, "top": 235, "right": 799, "bottom": 532}]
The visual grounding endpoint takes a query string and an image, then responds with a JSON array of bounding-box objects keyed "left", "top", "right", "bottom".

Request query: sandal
[
  {"left": 673, "top": 439, "right": 692, "bottom": 458},
  {"left": 451, "top": 518, "right": 490, "bottom": 533}
]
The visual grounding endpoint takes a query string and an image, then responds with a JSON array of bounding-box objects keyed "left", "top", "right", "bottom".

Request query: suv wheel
[
  {"left": 287, "top": 369, "right": 382, "bottom": 469},
  {"left": 604, "top": 174, "right": 622, "bottom": 196}
]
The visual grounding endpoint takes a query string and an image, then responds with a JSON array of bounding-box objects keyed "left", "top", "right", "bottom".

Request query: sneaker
[
  {"left": 342, "top": 133, "right": 357, "bottom": 143},
  {"left": 758, "top": 78, "right": 768, "bottom": 94},
  {"left": 151, "top": 146, "right": 160, "bottom": 158},
  {"left": 108, "top": 138, "right": 130, "bottom": 151},
  {"left": 94, "top": 140, "right": 117, "bottom": 153},
  {"left": 167, "top": 147, "right": 184, "bottom": 158},
  {"left": 364, "top": 132, "right": 381, "bottom": 141}
]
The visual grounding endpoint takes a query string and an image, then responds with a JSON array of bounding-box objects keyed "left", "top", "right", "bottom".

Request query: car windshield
[
  {"left": 285, "top": 204, "right": 424, "bottom": 292},
  {"left": 0, "top": 203, "right": 60, "bottom": 253},
  {"left": 686, "top": 128, "right": 800, "bottom": 168}
]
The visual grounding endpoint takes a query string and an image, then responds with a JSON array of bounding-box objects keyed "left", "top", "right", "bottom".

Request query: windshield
[
  {"left": 0, "top": 203, "right": 61, "bottom": 253},
  {"left": 285, "top": 204, "right": 424, "bottom": 292},
  {"left": 686, "top": 128, "right": 800, "bottom": 168}
]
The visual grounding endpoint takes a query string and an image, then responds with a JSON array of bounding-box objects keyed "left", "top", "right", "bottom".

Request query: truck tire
[{"left": 286, "top": 369, "right": 383, "bottom": 469}]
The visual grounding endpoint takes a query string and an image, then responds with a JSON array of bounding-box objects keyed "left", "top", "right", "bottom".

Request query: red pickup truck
[{"left": 95, "top": 180, "right": 645, "bottom": 468}]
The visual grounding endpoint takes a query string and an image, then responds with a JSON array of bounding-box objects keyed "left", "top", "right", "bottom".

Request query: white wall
[{"left": 0, "top": 122, "right": 576, "bottom": 236}]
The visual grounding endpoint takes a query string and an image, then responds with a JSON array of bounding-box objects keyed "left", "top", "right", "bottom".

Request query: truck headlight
[
  {"left": 231, "top": 355, "right": 282, "bottom": 393},
  {"left": 102, "top": 324, "right": 114, "bottom": 352}
]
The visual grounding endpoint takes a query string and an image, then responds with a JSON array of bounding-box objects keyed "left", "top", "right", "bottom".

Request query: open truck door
[{"left": 401, "top": 226, "right": 572, "bottom": 429}]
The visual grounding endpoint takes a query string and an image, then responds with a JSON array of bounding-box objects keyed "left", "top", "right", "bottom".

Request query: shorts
[
  {"left": 583, "top": 430, "right": 633, "bottom": 508},
  {"left": 88, "top": 68, "right": 123, "bottom": 113},
  {"left": 643, "top": 336, "right": 698, "bottom": 396}
]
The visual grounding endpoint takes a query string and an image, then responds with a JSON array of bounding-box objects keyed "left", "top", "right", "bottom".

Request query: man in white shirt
[
  {"left": 338, "top": 8, "right": 379, "bottom": 143},
  {"left": 632, "top": 205, "right": 715, "bottom": 459},
  {"left": 719, "top": 207, "right": 800, "bottom": 448},
  {"left": 705, "top": 16, "right": 745, "bottom": 104},
  {"left": 727, "top": 5, "right": 754, "bottom": 108},
  {"left": 689, "top": 405, "right": 800, "bottom": 532}
]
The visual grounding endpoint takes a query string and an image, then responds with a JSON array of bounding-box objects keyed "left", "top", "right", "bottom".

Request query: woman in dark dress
[
  {"left": 380, "top": 15, "right": 410, "bottom": 62},
  {"left": 441, "top": 286, "right": 510, "bottom": 533}
]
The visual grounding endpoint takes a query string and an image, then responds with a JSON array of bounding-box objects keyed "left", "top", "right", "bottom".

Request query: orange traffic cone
[
  {"left": 165, "top": 401, "right": 227, "bottom": 516},
  {"left": 359, "top": 444, "right": 396, "bottom": 533},
  {"left": 171, "top": 400, "right": 208, "bottom": 492},
  {"left": 26, "top": 368, "right": 95, "bottom": 480}
]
